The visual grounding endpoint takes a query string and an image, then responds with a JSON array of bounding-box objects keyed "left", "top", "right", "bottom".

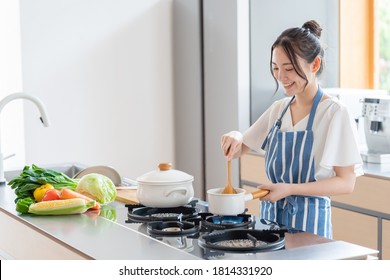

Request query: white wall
[
  {"left": 20, "top": 0, "right": 175, "bottom": 179},
  {"left": 0, "top": 0, "right": 25, "bottom": 170}
]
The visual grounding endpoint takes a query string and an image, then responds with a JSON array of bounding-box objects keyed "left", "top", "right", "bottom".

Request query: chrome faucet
[{"left": 0, "top": 92, "right": 50, "bottom": 183}]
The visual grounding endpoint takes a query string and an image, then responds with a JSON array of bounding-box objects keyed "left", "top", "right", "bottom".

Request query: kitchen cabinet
[
  {"left": 240, "top": 152, "right": 271, "bottom": 215},
  {"left": 331, "top": 174, "right": 390, "bottom": 260},
  {"left": 240, "top": 152, "right": 390, "bottom": 259},
  {"left": 0, "top": 210, "right": 89, "bottom": 259},
  {"left": 331, "top": 208, "right": 377, "bottom": 255},
  {"left": 240, "top": 152, "right": 271, "bottom": 216}
]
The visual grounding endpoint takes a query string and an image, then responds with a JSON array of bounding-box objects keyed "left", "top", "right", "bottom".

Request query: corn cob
[{"left": 28, "top": 198, "right": 96, "bottom": 215}]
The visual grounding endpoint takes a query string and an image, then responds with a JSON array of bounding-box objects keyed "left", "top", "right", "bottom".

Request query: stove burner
[
  {"left": 125, "top": 203, "right": 199, "bottom": 223},
  {"left": 199, "top": 229, "right": 286, "bottom": 253},
  {"left": 209, "top": 215, "right": 245, "bottom": 224},
  {"left": 151, "top": 213, "right": 182, "bottom": 218},
  {"left": 162, "top": 227, "right": 183, "bottom": 232},
  {"left": 199, "top": 213, "right": 255, "bottom": 231},
  {"left": 215, "top": 239, "right": 267, "bottom": 248},
  {"left": 147, "top": 221, "right": 200, "bottom": 237}
]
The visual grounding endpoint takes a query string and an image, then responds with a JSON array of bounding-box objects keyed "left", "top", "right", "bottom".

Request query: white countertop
[{"left": 362, "top": 162, "right": 390, "bottom": 179}]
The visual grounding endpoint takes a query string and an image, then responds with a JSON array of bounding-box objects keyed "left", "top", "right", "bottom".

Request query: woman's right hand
[{"left": 221, "top": 131, "right": 244, "bottom": 161}]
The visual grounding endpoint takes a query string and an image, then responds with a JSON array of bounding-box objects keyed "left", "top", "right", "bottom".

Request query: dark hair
[{"left": 270, "top": 20, "right": 325, "bottom": 93}]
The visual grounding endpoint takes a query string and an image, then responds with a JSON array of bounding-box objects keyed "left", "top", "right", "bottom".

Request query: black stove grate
[
  {"left": 199, "top": 229, "right": 287, "bottom": 254},
  {"left": 125, "top": 202, "right": 200, "bottom": 223}
]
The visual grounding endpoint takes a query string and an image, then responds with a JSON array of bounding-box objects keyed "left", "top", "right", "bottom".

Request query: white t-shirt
[{"left": 243, "top": 96, "right": 364, "bottom": 181}]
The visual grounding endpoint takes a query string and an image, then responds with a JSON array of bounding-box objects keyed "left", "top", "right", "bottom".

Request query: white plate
[{"left": 73, "top": 165, "right": 122, "bottom": 186}]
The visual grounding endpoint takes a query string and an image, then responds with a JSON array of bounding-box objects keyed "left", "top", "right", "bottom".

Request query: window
[
  {"left": 340, "top": 0, "right": 390, "bottom": 90},
  {"left": 379, "top": 0, "right": 390, "bottom": 90}
]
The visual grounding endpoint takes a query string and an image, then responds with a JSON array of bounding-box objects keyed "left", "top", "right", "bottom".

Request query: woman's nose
[
  {"left": 275, "top": 69, "right": 285, "bottom": 81},
  {"left": 276, "top": 71, "right": 282, "bottom": 80}
]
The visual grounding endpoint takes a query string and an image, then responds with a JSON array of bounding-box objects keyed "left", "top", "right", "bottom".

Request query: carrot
[{"left": 59, "top": 188, "right": 100, "bottom": 210}]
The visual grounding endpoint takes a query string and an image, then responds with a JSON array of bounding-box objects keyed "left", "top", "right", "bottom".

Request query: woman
[{"left": 221, "top": 20, "right": 363, "bottom": 239}]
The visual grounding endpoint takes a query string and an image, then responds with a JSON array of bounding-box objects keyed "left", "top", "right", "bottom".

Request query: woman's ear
[{"left": 312, "top": 56, "right": 321, "bottom": 73}]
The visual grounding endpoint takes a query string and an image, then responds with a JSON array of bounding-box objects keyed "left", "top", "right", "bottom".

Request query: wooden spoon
[{"left": 221, "top": 160, "right": 237, "bottom": 194}]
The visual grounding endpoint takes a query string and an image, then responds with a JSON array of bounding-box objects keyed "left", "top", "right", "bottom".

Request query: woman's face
[{"left": 272, "top": 46, "right": 315, "bottom": 96}]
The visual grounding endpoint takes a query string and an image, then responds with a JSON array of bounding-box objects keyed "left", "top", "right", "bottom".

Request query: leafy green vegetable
[
  {"left": 75, "top": 173, "right": 116, "bottom": 205},
  {"left": 8, "top": 164, "right": 79, "bottom": 203},
  {"left": 15, "top": 197, "right": 35, "bottom": 214}
]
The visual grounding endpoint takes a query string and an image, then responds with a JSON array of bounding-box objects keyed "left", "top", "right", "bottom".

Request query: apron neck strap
[
  {"left": 306, "top": 86, "right": 323, "bottom": 130},
  {"left": 275, "top": 96, "right": 295, "bottom": 129}
]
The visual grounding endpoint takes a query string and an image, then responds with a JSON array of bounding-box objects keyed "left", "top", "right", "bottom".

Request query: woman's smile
[{"left": 283, "top": 82, "right": 295, "bottom": 90}]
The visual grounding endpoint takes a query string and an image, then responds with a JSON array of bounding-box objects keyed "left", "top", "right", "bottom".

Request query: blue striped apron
[{"left": 260, "top": 87, "right": 332, "bottom": 238}]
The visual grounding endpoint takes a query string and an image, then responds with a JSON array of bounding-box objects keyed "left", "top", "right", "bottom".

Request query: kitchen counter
[
  {"left": 0, "top": 185, "right": 378, "bottom": 260},
  {"left": 362, "top": 161, "right": 390, "bottom": 180},
  {"left": 0, "top": 185, "right": 198, "bottom": 260}
]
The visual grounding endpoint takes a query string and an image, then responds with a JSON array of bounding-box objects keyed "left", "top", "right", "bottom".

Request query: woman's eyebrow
[{"left": 272, "top": 62, "right": 293, "bottom": 66}]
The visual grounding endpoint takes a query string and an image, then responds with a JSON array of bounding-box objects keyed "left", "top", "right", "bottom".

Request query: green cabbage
[{"left": 75, "top": 173, "right": 117, "bottom": 204}]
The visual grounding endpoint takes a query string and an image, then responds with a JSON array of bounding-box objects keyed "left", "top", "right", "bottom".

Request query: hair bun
[{"left": 302, "top": 20, "right": 322, "bottom": 39}]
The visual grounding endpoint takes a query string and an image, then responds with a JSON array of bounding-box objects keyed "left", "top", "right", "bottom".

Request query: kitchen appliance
[
  {"left": 361, "top": 96, "right": 390, "bottom": 163},
  {"left": 124, "top": 200, "right": 292, "bottom": 259}
]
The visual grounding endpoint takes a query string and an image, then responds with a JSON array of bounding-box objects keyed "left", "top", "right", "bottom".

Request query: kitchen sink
[
  {"left": 4, "top": 163, "right": 87, "bottom": 182},
  {"left": 4, "top": 163, "right": 136, "bottom": 186}
]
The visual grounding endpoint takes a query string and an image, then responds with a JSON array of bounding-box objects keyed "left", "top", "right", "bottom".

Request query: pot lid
[{"left": 137, "top": 163, "right": 193, "bottom": 185}]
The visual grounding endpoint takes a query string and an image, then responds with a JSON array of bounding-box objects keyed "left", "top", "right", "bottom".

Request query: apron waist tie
[{"left": 282, "top": 196, "right": 298, "bottom": 215}]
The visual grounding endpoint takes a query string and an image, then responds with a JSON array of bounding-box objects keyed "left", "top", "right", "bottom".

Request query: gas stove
[{"left": 123, "top": 200, "right": 291, "bottom": 259}]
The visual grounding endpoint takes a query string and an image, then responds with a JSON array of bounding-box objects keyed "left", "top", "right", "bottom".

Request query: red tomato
[{"left": 41, "top": 189, "right": 60, "bottom": 201}]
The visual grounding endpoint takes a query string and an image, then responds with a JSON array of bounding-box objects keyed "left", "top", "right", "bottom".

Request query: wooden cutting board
[{"left": 115, "top": 189, "right": 139, "bottom": 204}]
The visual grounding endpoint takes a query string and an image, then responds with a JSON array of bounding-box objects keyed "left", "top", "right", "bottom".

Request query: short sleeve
[
  {"left": 243, "top": 99, "right": 285, "bottom": 153},
  {"left": 319, "top": 105, "right": 363, "bottom": 176}
]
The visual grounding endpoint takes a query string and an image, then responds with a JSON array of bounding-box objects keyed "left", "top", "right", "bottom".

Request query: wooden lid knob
[{"left": 158, "top": 163, "right": 172, "bottom": 171}]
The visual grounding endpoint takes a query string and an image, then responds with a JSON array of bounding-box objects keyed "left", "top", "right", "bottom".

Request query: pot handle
[
  {"left": 164, "top": 187, "right": 188, "bottom": 197},
  {"left": 244, "top": 188, "right": 269, "bottom": 201}
]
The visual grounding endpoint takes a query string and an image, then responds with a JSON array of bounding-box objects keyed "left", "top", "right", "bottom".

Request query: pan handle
[
  {"left": 163, "top": 187, "right": 189, "bottom": 197},
  {"left": 251, "top": 188, "right": 269, "bottom": 199}
]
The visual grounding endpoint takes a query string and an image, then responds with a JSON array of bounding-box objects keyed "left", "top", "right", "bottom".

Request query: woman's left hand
[
  {"left": 259, "top": 165, "right": 356, "bottom": 201},
  {"left": 258, "top": 183, "right": 292, "bottom": 202}
]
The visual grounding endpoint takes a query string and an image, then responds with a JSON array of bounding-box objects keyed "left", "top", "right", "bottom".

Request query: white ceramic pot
[
  {"left": 207, "top": 187, "right": 269, "bottom": 215},
  {"left": 136, "top": 163, "right": 194, "bottom": 208}
]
